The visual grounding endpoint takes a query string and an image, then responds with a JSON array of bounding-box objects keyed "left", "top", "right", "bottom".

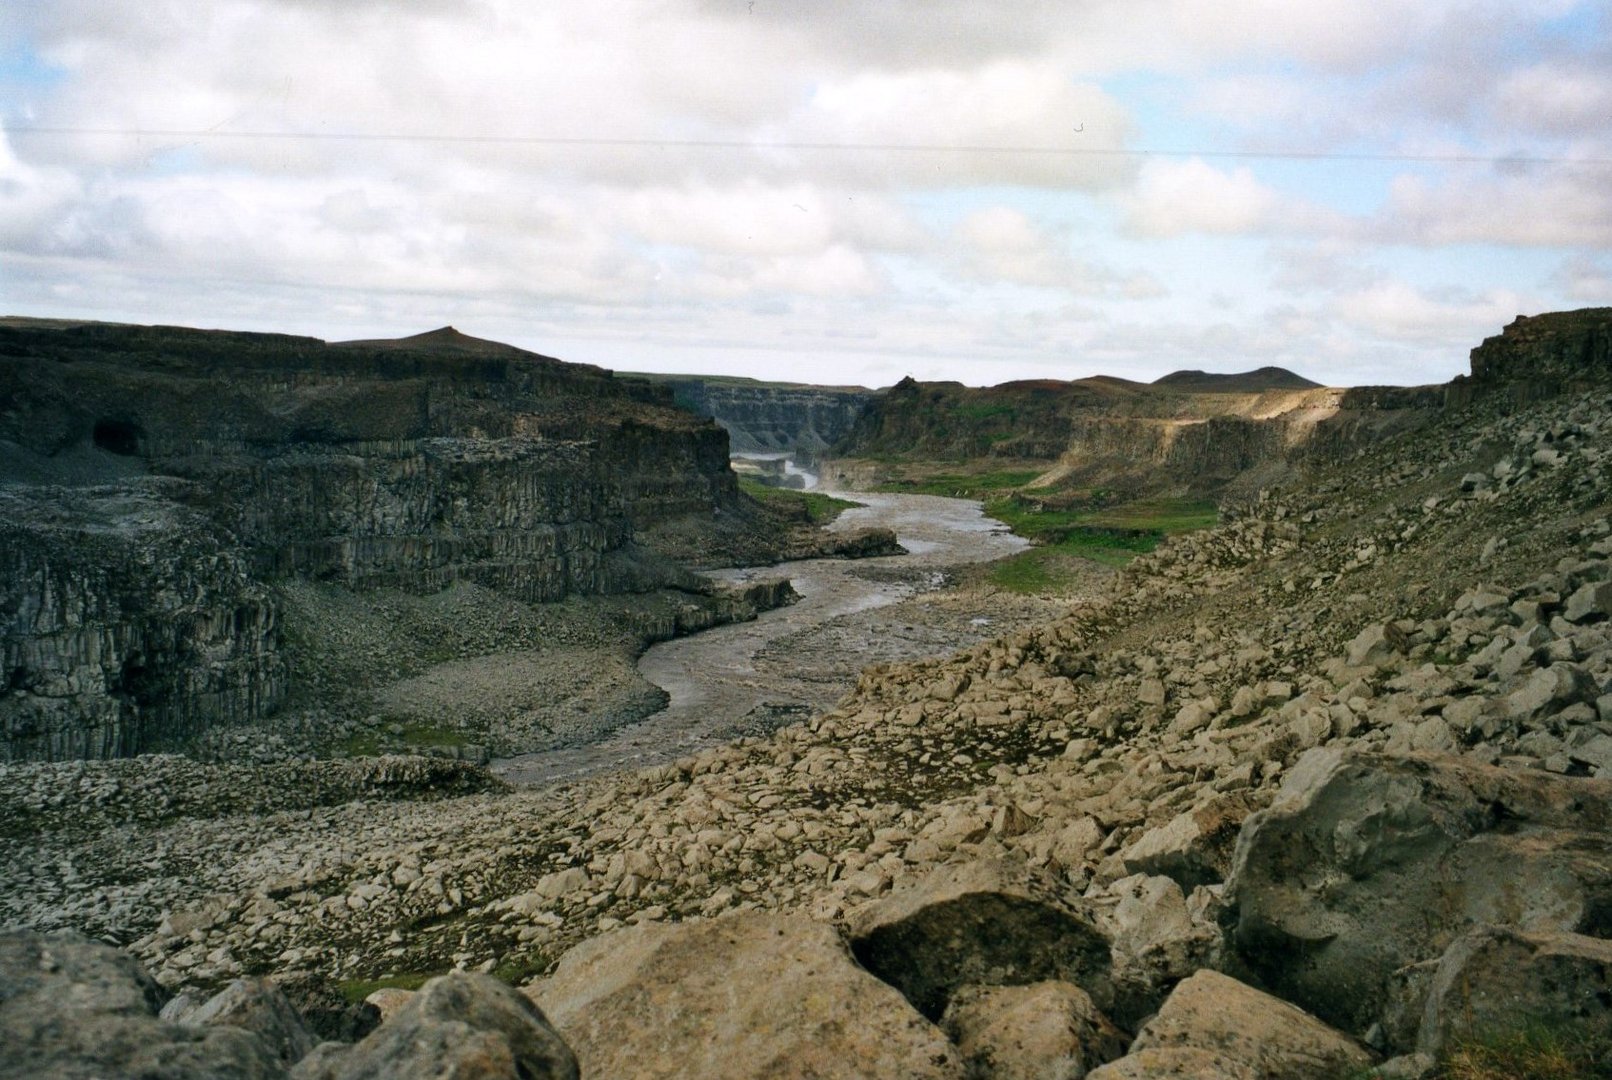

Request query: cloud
[
  {"left": 1331, "top": 281, "right": 1532, "bottom": 346},
  {"left": 1493, "top": 63, "right": 1612, "bottom": 137},
  {"left": 1121, "top": 158, "right": 1280, "bottom": 237},
  {"left": 1375, "top": 170, "right": 1612, "bottom": 247},
  {"left": 1548, "top": 256, "right": 1612, "bottom": 303}
]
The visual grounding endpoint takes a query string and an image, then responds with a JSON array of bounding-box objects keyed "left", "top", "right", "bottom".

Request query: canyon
[
  {"left": 2, "top": 308, "right": 1611, "bottom": 1079},
  {"left": 0, "top": 320, "right": 889, "bottom": 763}
]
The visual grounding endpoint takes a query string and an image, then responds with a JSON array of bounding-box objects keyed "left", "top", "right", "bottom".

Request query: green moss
[
  {"left": 982, "top": 495, "right": 1216, "bottom": 571},
  {"left": 336, "top": 721, "right": 470, "bottom": 758},
  {"left": 337, "top": 971, "right": 435, "bottom": 1003},
  {"left": 872, "top": 470, "right": 1043, "bottom": 497},
  {"left": 738, "top": 477, "right": 861, "bottom": 524}
]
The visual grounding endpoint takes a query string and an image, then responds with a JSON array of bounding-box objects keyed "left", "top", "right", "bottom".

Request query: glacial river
[{"left": 490, "top": 491, "right": 1028, "bottom": 787}]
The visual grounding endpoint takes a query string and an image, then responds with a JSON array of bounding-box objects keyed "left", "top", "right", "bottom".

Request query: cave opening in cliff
[
  {"left": 92, "top": 418, "right": 142, "bottom": 457},
  {"left": 112, "top": 655, "right": 164, "bottom": 707}
]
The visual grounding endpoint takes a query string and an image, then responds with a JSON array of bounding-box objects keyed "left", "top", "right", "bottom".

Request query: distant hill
[{"left": 1153, "top": 367, "right": 1322, "bottom": 392}]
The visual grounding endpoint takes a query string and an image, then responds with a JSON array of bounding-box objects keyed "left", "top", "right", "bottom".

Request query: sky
[{"left": 2, "top": 1, "right": 1609, "bottom": 389}]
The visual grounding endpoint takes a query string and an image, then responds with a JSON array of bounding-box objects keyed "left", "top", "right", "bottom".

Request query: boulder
[
  {"left": 295, "top": 972, "right": 577, "bottom": 1080},
  {"left": 0, "top": 929, "right": 283, "bottom": 1080},
  {"left": 845, "top": 857, "right": 1113, "bottom": 1021},
  {"left": 1117, "top": 793, "right": 1255, "bottom": 889},
  {"left": 1415, "top": 928, "right": 1612, "bottom": 1056},
  {"left": 941, "top": 981, "right": 1127, "bottom": 1080},
  {"left": 1346, "top": 622, "right": 1408, "bottom": 669},
  {"left": 1100, "top": 875, "right": 1222, "bottom": 1011},
  {"left": 1225, "top": 749, "right": 1612, "bottom": 1042},
  {"left": 1564, "top": 580, "right": 1612, "bottom": 623},
  {"left": 1087, "top": 1047, "right": 1257, "bottom": 1079},
  {"left": 1103, "top": 970, "right": 1373, "bottom": 1080},
  {"left": 528, "top": 911, "right": 964, "bottom": 1079},
  {"left": 184, "top": 978, "right": 318, "bottom": 1067}
]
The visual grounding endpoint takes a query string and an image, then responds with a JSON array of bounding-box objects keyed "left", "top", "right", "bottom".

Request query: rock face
[
  {"left": 0, "top": 321, "right": 796, "bottom": 761},
  {"left": 652, "top": 375, "right": 875, "bottom": 460},
  {"left": 528, "top": 911, "right": 965, "bottom": 1079},
  {"left": 1467, "top": 307, "right": 1612, "bottom": 385},
  {"left": 1226, "top": 748, "right": 1612, "bottom": 1040}
]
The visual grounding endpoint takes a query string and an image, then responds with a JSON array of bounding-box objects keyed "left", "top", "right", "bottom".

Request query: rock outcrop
[{"left": 1467, "top": 307, "right": 1612, "bottom": 386}]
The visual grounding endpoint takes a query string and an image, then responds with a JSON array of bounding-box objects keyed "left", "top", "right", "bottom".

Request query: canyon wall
[
  {"left": 0, "top": 322, "right": 776, "bottom": 761},
  {"left": 647, "top": 375, "right": 875, "bottom": 459},
  {"left": 835, "top": 373, "right": 1444, "bottom": 497}
]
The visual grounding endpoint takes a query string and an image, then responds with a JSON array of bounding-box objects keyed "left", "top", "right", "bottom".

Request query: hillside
[
  {"left": 1152, "top": 365, "right": 1322, "bottom": 391},
  {"left": 3, "top": 309, "right": 1610, "bottom": 1077}
]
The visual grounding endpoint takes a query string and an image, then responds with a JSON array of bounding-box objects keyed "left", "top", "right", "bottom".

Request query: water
[{"left": 490, "top": 491, "right": 1026, "bottom": 787}]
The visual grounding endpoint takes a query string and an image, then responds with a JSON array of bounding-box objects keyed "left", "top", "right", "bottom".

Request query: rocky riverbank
[{"left": 3, "top": 310, "right": 1610, "bottom": 1078}]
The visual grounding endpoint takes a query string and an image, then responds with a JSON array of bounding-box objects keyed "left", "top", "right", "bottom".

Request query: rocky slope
[
  {"left": 4, "top": 308, "right": 1612, "bottom": 1078},
  {"left": 0, "top": 321, "right": 834, "bottom": 762}
]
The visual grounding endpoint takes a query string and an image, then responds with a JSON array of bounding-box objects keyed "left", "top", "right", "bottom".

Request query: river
[{"left": 490, "top": 491, "right": 1030, "bottom": 787}]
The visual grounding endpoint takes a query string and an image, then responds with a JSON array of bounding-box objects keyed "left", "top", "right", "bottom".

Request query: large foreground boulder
[
  {"left": 0, "top": 930, "right": 283, "bottom": 1079},
  {"left": 1225, "top": 749, "right": 1612, "bottom": 1042},
  {"left": 294, "top": 971, "right": 577, "bottom": 1080},
  {"left": 844, "top": 857, "right": 1114, "bottom": 1022},
  {"left": 527, "top": 911, "right": 965, "bottom": 1079},
  {"left": 1088, "top": 970, "right": 1373, "bottom": 1080}
]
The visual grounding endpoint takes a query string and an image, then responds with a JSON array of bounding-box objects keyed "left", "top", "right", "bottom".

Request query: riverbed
[{"left": 491, "top": 491, "right": 1081, "bottom": 787}]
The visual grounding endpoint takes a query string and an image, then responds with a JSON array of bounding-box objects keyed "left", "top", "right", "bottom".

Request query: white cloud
[
  {"left": 1122, "top": 159, "right": 1280, "bottom": 237},
  {"left": 1548, "top": 256, "right": 1612, "bottom": 303},
  {"left": 1332, "top": 281, "right": 1532, "bottom": 347},
  {"left": 1494, "top": 63, "right": 1612, "bottom": 137},
  {"left": 1376, "top": 170, "right": 1612, "bottom": 248}
]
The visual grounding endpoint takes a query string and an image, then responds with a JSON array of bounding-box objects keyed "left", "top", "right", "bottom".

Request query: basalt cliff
[{"left": 0, "top": 321, "right": 830, "bottom": 762}]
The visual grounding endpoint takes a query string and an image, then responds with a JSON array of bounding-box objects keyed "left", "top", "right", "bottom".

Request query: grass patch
[
  {"left": 1438, "top": 1024, "right": 1611, "bottom": 1079},
  {"left": 739, "top": 477, "right": 860, "bottom": 524},
  {"left": 337, "top": 972, "right": 434, "bottom": 1004},
  {"left": 984, "top": 495, "right": 1217, "bottom": 572},
  {"left": 873, "top": 470, "right": 1044, "bottom": 498}
]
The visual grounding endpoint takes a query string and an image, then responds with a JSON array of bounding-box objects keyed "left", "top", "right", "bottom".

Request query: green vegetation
[
  {"left": 738, "top": 477, "right": 861, "bottom": 524},
  {"left": 954, "top": 402, "right": 1017, "bottom": 422},
  {"left": 1436, "top": 1024, "right": 1610, "bottom": 1079},
  {"left": 982, "top": 496, "right": 1218, "bottom": 590},
  {"left": 337, "top": 972, "right": 435, "bottom": 1003},
  {"left": 873, "top": 470, "right": 1043, "bottom": 497},
  {"left": 338, "top": 721, "right": 471, "bottom": 757}
]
